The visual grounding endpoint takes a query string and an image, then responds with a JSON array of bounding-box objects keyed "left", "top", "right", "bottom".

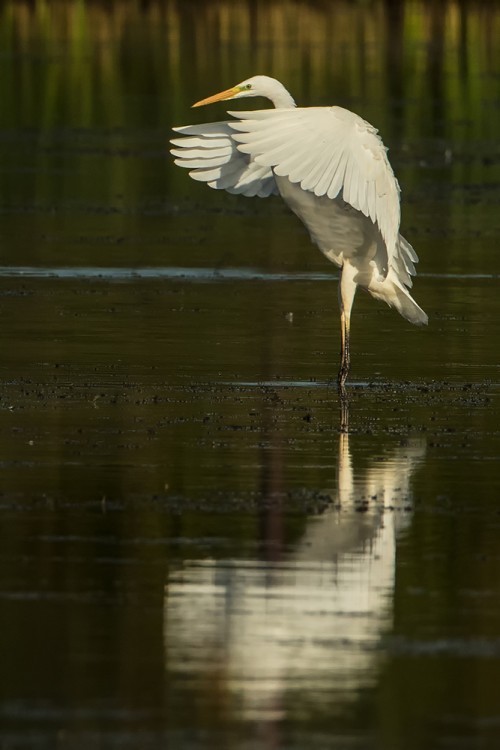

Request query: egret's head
[{"left": 192, "top": 76, "right": 279, "bottom": 108}]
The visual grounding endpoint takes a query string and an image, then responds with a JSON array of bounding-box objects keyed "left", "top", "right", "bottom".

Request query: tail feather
[{"left": 367, "top": 272, "right": 428, "bottom": 326}]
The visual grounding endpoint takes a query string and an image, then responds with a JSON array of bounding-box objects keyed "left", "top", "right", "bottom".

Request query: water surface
[{"left": 1, "top": 2, "right": 500, "bottom": 749}]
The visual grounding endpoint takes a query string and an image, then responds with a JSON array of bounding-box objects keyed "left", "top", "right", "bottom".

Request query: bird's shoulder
[{"left": 230, "top": 105, "right": 390, "bottom": 163}]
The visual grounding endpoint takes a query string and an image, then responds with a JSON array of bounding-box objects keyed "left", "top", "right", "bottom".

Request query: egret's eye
[{"left": 245, "top": 84, "right": 252, "bottom": 90}]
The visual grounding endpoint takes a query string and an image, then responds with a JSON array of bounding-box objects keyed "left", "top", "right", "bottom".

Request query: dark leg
[
  {"left": 339, "top": 384, "right": 349, "bottom": 433},
  {"left": 337, "top": 263, "right": 357, "bottom": 390},
  {"left": 338, "top": 308, "right": 351, "bottom": 389}
]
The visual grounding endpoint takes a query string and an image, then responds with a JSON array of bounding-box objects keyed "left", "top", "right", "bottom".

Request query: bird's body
[{"left": 171, "top": 75, "right": 427, "bottom": 388}]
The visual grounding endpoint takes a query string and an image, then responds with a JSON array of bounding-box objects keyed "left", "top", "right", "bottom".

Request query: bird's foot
[{"left": 337, "top": 362, "right": 349, "bottom": 390}]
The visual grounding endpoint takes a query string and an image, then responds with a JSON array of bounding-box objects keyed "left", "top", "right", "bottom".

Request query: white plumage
[{"left": 171, "top": 75, "right": 427, "bottom": 389}]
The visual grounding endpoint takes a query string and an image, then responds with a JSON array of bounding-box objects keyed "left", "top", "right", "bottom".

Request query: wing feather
[
  {"left": 315, "top": 149, "right": 343, "bottom": 197},
  {"left": 229, "top": 107, "right": 401, "bottom": 269},
  {"left": 172, "top": 106, "right": 415, "bottom": 283},
  {"left": 300, "top": 150, "right": 333, "bottom": 192},
  {"left": 171, "top": 136, "right": 231, "bottom": 150},
  {"left": 173, "top": 153, "right": 234, "bottom": 169},
  {"left": 327, "top": 150, "right": 349, "bottom": 200},
  {"left": 170, "top": 121, "right": 278, "bottom": 198}
]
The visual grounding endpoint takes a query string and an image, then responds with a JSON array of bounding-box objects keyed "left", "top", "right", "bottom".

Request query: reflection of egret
[
  {"left": 171, "top": 75, "right": 427, "bottom": 388},
  {"left": 163, "top": 433, "right": 426, "bottom": 726}
]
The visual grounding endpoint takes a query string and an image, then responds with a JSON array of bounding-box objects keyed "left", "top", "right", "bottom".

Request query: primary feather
[{"left": 171, "top": 121, "right": 278, "bottom": 198}]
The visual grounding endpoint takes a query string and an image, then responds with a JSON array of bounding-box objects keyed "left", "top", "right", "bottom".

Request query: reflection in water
[{"left": 164, "top": 434, "right": 425, "bottom": 727}]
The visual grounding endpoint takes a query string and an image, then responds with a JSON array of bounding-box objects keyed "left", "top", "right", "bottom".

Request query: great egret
[{"left": 171, "top": 75, "right": 427, "bottom": 388}]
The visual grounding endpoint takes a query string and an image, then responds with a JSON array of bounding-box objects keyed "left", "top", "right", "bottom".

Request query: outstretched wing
[
  {"left": 170, "top": 121, "right": 278, "bottom": 198},
  {"left": 229, "top": 106, "right": 402, "bottom": 266}
]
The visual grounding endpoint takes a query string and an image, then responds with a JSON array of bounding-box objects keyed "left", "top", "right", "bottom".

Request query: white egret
[{"left": 171, "top": 75, "right": 427, "bottom": 387}]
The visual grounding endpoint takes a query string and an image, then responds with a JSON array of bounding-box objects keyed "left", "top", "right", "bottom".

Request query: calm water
[{"left": 1, "top": 1, "right": 500, "bottom": 748}]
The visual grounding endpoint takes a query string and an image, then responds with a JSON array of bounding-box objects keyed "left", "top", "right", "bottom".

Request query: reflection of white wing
[
  {"left": 171, "top": 122, "right": 278, "bottom": 197},
  {"left": 165, "top": 548, "right": 390, "bottom": 720},
  {"left": 164, "top": 436, "right": 425, "bottom": 720}
]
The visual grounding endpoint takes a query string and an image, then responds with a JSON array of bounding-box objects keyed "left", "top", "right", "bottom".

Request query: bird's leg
[
  {"left": 337, "top": 263, "right": 357, "bottom": 390},
  {"left": 338, "top": 309, "right": 351, "bottom": 388},
  {"left": 339, "top": 386, "right": 349, "bottom": 433}
]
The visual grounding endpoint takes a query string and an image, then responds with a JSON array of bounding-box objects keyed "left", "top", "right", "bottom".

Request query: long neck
[{"left": 268, "top": 82, "right": 296, "bottom": 109}]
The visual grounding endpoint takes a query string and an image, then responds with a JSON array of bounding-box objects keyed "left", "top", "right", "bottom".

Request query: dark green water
[{"left": 1, "top": 2, "right": 500, "bottom": 748}]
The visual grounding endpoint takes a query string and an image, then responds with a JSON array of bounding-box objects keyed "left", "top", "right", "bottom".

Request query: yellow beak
[{"left": 192, "top": 86, "right": 240, "bottom": 108}]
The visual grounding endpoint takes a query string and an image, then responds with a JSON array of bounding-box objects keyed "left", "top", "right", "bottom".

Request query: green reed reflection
[
  {"left": 0, "top": 0, "right": 498, "bottom": 258},
  {"left": 1, "top": 1, "right": 498, "bottom": 132}
]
